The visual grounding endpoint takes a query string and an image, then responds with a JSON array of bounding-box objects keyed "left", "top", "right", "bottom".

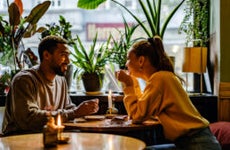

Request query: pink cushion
[{"left": 210, "top": 122, "right": 230, "bottom": 150}]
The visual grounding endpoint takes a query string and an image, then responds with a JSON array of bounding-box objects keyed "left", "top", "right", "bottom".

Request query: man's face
[{"left": 50, "top": 43, "right": 70, "bottom": 76}]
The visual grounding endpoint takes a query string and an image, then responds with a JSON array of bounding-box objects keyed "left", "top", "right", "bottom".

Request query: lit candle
[
  {"left": 57, "top": 113, "right": 64, "bottom": 140},
  {"left": 108, "top": 90, "right": 112, "bottom": 109},
  {"left": 57, "top": 114, "right": 63, "bottom": 127}
]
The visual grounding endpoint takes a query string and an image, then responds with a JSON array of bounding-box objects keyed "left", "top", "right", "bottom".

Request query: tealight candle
[{"left": 57, "top": 113, "right": 65, "bottom": 140}]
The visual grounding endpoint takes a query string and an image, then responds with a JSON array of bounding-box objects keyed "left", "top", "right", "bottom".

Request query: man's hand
[{"left": 74, "top": 98, "right": 99, "bottom": 117}]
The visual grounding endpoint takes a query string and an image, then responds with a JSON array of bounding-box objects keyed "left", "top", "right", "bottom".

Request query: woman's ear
[{"left": 138, "top": 56, "right": 145, "bottom": 66}]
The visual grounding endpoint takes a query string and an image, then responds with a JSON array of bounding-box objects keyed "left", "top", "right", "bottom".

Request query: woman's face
[{"left": 125, "top": 49, "right": 142, "bottom": 78}]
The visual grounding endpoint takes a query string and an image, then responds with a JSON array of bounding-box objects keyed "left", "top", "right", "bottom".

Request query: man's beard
[{"left": 53, "top": 66, "right": 66, "bottom": 76}]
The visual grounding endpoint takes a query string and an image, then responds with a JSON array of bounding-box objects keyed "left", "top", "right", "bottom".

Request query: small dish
[
  {"left": 58, "top": 136, "right": 70, "bottom": 144},
  {"left": 74, "top": 118, "right": 87, "bottom": 123},
  {"left": 84, "top": 115, "right": 106, "bottom": 120},
  {"left": 85, "top": 91, "right": 103, "bottom": 95}
]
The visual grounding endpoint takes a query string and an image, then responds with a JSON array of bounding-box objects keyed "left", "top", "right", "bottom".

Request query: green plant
[
  {"left": 178, "top": 0, "right": 209, "bottom": 47},
  {"left": 0, "top": 0, "right": 51, "bottom": 71},
  {"left": 71, "top": 34, "right": 111, "bottom": 92},
  {"left": 77, "top": 0, "right": 185, "bottom": 39},
  {"left": 41, "top": 15, "right": 75, "bottom": 45},
  {"left": 0, "top": 72, "right": 11, "bottom": 94},
  {"left": 71, "top": 33, "right": 111, "bottom": 77},
  {"left": 109, "top": 17, "right": 140, "bottom": 69}
]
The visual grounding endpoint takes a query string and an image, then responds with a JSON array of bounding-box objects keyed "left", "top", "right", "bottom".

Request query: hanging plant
[{"left": 178, "top": 0, "right": 209, "bottom": 47}]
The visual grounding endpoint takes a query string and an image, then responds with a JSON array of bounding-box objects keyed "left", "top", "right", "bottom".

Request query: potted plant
[
  {"left": 71, "top": 34, "right": 111, "bottom": 93},
  {"left": 77, "top": 0, "right": 185, "bottom": 69},
  {"left": 41, "top": 15, "right": 75, "bottom": 45},
  {"left": 109, "top": 17, "right": 140, "bottom": 69},
  {"left": 178, "top": 0, "right": 209, "bottom": 47},
  {"left": 77, "top": 0, "right": 185, "bottom": 39},
  {"left": 0, "top": 0, "right": 50, "bottom": 72},
  {"left": 178, "top": 0, "right": 209, "bottom": 93}
]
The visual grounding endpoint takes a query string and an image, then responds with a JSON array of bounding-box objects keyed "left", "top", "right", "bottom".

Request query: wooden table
[
  {"left": 63, "top": 115, "right": 164, "bottom": 146},
  {"left": 0, "top": 132, "right": 146, "bottom": 150},
  {"left": 64, "top": 116, "right": 159, "bottom": 132}
]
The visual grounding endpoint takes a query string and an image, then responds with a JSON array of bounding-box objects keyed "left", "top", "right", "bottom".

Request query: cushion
[{"left": 210, "top": 121, "right": 230, "bottom": 150}]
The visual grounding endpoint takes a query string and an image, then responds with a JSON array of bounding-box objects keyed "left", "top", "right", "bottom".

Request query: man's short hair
[{"left": 38, "top": 35, "right": 68, "bottom": 61}]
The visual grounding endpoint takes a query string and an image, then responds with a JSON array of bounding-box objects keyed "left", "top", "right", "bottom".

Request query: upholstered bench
[{"left": 210, "top": 121, "right": 230, "bottom": 150}]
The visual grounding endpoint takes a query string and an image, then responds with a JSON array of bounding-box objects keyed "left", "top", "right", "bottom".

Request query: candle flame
[
  {"left": 57, "top": 114, "right": 62, "bottom": 127},
  {"left": 109, "top": 89, "right": 112, "bottom": 95}
]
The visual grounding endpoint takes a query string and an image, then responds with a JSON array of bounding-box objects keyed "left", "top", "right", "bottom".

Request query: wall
[{"left": 210, "top": 0, "right": 230, "bottom": 121}]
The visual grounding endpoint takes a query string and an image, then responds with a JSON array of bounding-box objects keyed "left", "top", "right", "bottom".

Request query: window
[{"left": 0, "top": 0, "right": 210, "bottom": 93}]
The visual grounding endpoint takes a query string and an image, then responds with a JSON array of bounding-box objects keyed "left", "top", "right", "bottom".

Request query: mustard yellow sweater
[{"left": 123, "top": 71, "right": 209, "bottom": 141}]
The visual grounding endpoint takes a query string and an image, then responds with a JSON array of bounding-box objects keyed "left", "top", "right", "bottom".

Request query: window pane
[{"left": 1, "top": 0, "right": 195, "bottom": 92}]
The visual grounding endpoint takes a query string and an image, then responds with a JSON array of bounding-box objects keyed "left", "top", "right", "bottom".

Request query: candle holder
[
  {"left": 56, "top": 113, "right": 70, "bottom": 144},
  {"left": 43, "top": 117, "right": 58, "bottom": 148},
  {"left": 57, "top": 125, "right": 64, "bottom": 141},
  {"left": 57, "top": 126, "right": 70, "bottom": 144},
  {"left": 43, "top": 115, "right": 70, "bottom": 148},
  {"left": 106, "top": 98, "right": 118, "bottom": 119}
]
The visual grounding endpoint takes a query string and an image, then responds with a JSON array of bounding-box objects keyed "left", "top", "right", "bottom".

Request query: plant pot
[{"left": 81, "top": 72, "right": 104, "bottom": 92}]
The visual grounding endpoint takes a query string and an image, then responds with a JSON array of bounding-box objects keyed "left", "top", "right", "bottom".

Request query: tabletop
[
  {"left": 64, "top": 115, "right": 160, "bottom": 133},
  {"left": 63, "top": 115, "right": 162, "bottom": 146},
  {"left": 0, "top": 132, "right": 146, "bottom": 150}
]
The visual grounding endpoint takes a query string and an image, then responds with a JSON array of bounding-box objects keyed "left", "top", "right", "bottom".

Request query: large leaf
[
  {"left": 139, "top": 0, "right": 157, "bottom": 37},
  {"left": 8, "top": 3, "right": 20, "bottom": 26},
  {"left": 77, "top": 0, "right": 107, "bottom": 9},
  {"left": 25, "top": 1, "right": 51, "bottom": 25},
  {"left": 14, "top": 0, "right": 23, "bottom": 15},
  {"left": 77, "top": 0, "right": 185, "bottom": 38},
  {"left": 160, "top": 0, "right": 185, "bottom": 38},
  {"left": 111, "top": 0, "right": 151, "bottom": 37}
]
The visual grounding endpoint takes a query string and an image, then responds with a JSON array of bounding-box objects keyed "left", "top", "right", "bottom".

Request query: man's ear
[{"left": 43, "top": 51, "right": 51, "bottom": 60}]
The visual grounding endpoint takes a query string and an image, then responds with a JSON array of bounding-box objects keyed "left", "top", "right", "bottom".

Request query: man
[{"left": 2, "top": 35, "right": 99, "bottom": 135}]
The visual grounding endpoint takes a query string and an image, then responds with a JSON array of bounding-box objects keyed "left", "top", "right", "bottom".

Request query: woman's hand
[{"left": 115, "top": 70, "right": 133, "bottom": 87}]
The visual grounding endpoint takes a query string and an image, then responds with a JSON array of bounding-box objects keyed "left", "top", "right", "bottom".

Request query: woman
[{"left": 116, "top": 36, "right": 221, "bottom": 150}]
